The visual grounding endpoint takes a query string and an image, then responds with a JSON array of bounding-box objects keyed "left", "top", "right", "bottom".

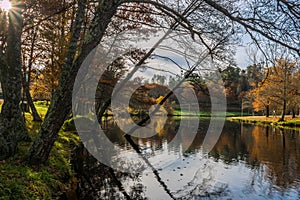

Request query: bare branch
[{"left": 203, "top": 0, "right": 300, "bottom": 56}]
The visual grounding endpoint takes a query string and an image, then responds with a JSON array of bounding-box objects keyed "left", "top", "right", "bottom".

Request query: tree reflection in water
[
  {"left": 72, "top": 118, "right": 300, "bottom": 199},
  {"left": 72, "top": 143, "right": 147, "bottom": 199}
]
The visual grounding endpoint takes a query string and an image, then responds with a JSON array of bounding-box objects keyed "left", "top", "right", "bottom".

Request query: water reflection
[
  {"left": 242, "top": 125, "right": 300, "bottom": 190},
  {"left": 74, "top": 118, "right": 300, "bottom": 199}
]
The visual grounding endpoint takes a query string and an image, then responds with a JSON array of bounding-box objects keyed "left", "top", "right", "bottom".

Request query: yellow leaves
[{"left": 156, "top": 95, "right": 166, "bottom": 105}]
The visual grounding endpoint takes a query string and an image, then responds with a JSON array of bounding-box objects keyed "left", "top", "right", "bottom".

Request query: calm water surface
[{"left": 78, "top": 118, "right": 300, "bottom": 199}]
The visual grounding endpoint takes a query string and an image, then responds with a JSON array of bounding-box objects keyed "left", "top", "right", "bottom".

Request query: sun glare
[{"left": 0, "top": 0, "right": 12, "bottom": 12}]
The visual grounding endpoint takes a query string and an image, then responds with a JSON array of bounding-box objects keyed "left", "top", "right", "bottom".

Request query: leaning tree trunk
[
  {"left": 23, "top": 25, "right": 42, "bottom": 122},
  {"left": 24, "top": 82, "right": 42, "bottom": 122},
  {"left": 0, "top": 0, "right": 30, "bottom": 159},
  {"left": 27, "top": 0, "right": 120, "bottom": 165}
]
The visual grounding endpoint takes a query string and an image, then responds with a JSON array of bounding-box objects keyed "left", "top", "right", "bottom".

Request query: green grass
[
  {"left": 228, "top": 116, "right": 300, "bottom": 130},
  {"left": 277, "top": 120, "right": 300, "bottom": 127},
  {"left": 0, "top": 102, "right": 80, "bottom": 199},
  {"left": 33, "top": 101, "right": 49, "bottom": 118},
  {"left": 173, "top": 110, "right": 242, "bottom": 117}
]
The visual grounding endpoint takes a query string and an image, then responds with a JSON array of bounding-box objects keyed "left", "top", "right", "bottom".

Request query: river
[{"left": 73, "top": 118, "right": 300, "bottom": 199}]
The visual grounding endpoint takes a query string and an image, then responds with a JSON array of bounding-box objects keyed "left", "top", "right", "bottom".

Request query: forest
[{"left": 0, "top": 0, "right": 299, "bottom": 199}]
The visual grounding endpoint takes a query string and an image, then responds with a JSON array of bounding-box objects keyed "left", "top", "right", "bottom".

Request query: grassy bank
[
  {"left": 228, "top": 115, "right": 300, "bottom": 129},
  {"left": 173, "top": 110, "right": 242, "bottom": 117},
  {"left": 0, "top": 102, "right": 80, "bottom": 199}
]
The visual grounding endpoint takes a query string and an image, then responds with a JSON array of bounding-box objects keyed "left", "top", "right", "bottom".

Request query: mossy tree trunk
[
  {"left": 0, "top": 115, "right": 18, "bottom": 160},
  {"left": 27, "top": 0, "right": 120, "bottom": 165},
  {"left": 0, "top": 0, "right": 30, "bottom": 159}
]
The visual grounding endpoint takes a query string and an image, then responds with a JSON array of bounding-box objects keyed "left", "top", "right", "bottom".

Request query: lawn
[
  {"left": 228, "top": 115, "right": 300, "bottom": 129},
  {"left": 173, "top": 109, "right": 242, "bottom": 117}
]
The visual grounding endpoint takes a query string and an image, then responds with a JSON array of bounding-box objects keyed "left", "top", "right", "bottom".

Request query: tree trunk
[
  {"left": 24, "top": 82, "right": 42, "bottom": 122},
  {"left": 0, "top": 115, "right": 18, "bottom": 160},
  {"left": 0, "top": 1, "right": 30, "bottom": 159},
  {"left": 1, "top": 1, "right": 29, "bottom": 140},
  {"left": 279, "top": 99, "right": 287, "bottom": 122},
  {"left": 27, "top": 0, "right": 119, "bottom": 165},
  {"left": 266, "top": 104, "right": 269, "bottom": 117},
  {"left": 292, "top": 108, "right": 296, "bottom": 118},
  {"left": 279, "top": 67, "right": 288, "bottom": 122},
  {"left": 0, "top": 59, "right": 18, "bottom": 159},
  {"left": 23, "top": 25, "right": 42, "bottom": 122}
]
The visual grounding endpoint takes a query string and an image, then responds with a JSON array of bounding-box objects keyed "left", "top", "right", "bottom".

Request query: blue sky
[{"left": 235, "top": 46, "right": 250, "bottom": 69}]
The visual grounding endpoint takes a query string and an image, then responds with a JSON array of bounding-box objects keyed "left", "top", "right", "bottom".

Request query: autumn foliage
[{"left": 250, "top": 59, "right": 300, "bottom": 120}]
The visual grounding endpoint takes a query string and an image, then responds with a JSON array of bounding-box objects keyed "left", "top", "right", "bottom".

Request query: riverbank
[
  {"left": 228, "top": 115, "right": 300, "bottom": 129},
  {"left": 0, "top": 103, "right": 80, "bottom": 199},
  {"left": 173, "top": 110, "right": 242, "bottom": 117}
]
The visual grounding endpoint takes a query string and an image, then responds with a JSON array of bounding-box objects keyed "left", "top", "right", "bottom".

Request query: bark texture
[{"left": 0, "top": 0, "right": 30, "bottom": 159}]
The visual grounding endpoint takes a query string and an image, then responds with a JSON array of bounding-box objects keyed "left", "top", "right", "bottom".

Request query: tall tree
[
  {"left": 251, "top": 58, "right": 298, "bottom": 120},
  {"left": 246, "top": 63, "right": 264, "bottom": 89},
  {"left": 220, "top": 65, "right": 241, "bottom": 103},
  {"left": 0, "top": 0, "right": 30, "bottom": 159},
  {"left": 251, "top": 81, "right": 272, "bottom": 117},
  {"left": 22, "top": 25, "right": 42, "bottom": 122},
  {"left": 27, "top": 0, "right": 120, "bottom": 164},
  {"left": 21, "top": 0, "right": 75, "bottom": 121},
  {"left": 290, "top": 69, "right": 300, "bottom": 117},
  {"left": 275, "top": 59, "right": 298, "bottom": 121}
]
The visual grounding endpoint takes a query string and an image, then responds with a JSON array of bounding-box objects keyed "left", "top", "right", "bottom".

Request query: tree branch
[{"left": 203, "top": 0, "right": 300, "bottom": 56}]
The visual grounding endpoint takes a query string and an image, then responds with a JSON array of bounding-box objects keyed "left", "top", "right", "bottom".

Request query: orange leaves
[{"left": 249, "top": 58, "right": 299, "bottom": 113}]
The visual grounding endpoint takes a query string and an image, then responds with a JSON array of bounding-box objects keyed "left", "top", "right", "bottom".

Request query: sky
[
  {"left": 122, "top": 29, "right": 254, "bottom": 84},
  {"left": 235, "top": 46, "right": 250, "bottom": 69},
  {"left": 133, "top": 28, "right": 254, "bottom": 72},
  {"left": 234, "top": 34, "right": 254, "bottom": 69}
]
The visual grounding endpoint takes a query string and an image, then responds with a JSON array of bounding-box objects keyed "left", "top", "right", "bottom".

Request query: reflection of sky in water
[{"left": 106, "top": 120, "right": 300, "bottom": 199}]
